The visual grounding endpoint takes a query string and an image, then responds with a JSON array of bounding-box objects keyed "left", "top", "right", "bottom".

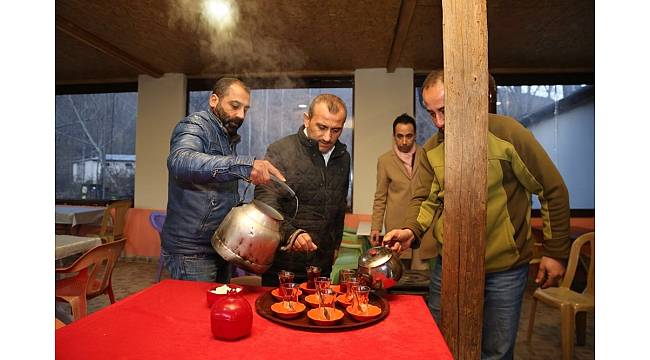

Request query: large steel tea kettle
[{"left": 211, "top": 176, "right": 297, "bottom": 274}]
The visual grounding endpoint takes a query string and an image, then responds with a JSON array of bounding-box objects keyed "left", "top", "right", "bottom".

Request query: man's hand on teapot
[
  {"left": 382, "top": 228, "right": 414, "bottom": 255},
  {"left": 369, "top": 230, "right": 382, "bottom": 246},
  {"left": 292, "top": 232, "right": 318, "bottom": 252},
  {"left": 250, "top": 160, "right": 286, "bottom": 185}
]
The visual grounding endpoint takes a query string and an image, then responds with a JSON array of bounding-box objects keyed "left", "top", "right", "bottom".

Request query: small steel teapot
[{"left": 357, "top": 246, "right": 403, "bottom": 290}]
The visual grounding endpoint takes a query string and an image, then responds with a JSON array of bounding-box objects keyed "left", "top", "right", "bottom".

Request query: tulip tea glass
[
  {"left": 319, "top": 287, "right": 337, "bottom": 319},
  {"left": 338, "top": 269, "right": 357, "bottom": 293},
  {"left": 353, "top": 285, "right": 371, "bottom": 314},
  {"left": 345, "top": 277, "right": 359, "bottom": 303},
  {"left": 280, "top": 282, "right": 299, "bottom": 311},
  {"left": 314, "top": 276, "right": 331, "bottom": 300},
  {"left": 306, "top": 266, "right": 321, "bottom": 289},
  {"left": 278, "top": 270, "right": 295, "bottom": 287}
]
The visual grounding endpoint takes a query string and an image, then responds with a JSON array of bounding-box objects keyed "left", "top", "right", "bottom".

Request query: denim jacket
[{"left": 161, "top": 110, "right": 255, "bottom": 255}]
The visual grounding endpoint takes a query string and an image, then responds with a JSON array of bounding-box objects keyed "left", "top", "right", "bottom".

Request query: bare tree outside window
[{"left": 55, "top": 92, "right": 137, "bottom": 200}]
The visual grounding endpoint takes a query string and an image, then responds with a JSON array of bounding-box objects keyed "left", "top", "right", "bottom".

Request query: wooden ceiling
[{"left": 55, "top": 0, "right": 594, "bottom": 85}]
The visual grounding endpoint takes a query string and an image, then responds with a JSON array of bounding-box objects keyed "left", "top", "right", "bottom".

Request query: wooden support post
[{"left": 440, "top": 0, "right": 489, "bottom": 358}]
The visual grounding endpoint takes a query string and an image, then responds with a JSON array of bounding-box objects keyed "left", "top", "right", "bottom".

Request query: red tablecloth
[{"left": 56, "top": 280, "right": 452, "bottom": 359}]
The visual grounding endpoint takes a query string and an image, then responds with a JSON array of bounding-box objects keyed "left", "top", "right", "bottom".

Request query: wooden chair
[
  {"left": 527, "top": 232, "right": 594, "bottom": 360},
  {"left": 94, "top": 200, "right": 131, "bottom": 243},
  {"left": 55, "top": 239, "right": 126, "bottom": 321}
]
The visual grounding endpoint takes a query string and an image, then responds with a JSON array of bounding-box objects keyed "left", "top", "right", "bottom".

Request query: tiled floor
[{"left": 60, "top": 258, "right": 594, "bottom": 359}]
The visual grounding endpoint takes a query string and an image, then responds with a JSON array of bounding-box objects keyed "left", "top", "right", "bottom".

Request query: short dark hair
[
  {"left": 211, "top": 77, "right": 250, "bottom": 98},
  {"left": 307, "top": 94, "right": 347, "bottom": 119},
  {"left": 392, "top": 113, "right": 416, "bottom": 134}
]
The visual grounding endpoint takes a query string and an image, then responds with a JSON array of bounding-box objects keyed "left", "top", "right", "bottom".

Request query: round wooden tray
[{"left": 255, "top": 290, "right": 389, "bottom": 331}]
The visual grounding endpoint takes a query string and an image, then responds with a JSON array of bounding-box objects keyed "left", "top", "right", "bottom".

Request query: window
[
  {"left": 55, "top": 92, "right": 137, "bottom": 200},
  {"left": 188, "top": 87, "right": 354, "bottom": 206},
  {"left": 497, "top": 85, "right": 594, "bottom": 209},
  {"left": 415, "top": 84, "right": 595, "bottom": 210}
]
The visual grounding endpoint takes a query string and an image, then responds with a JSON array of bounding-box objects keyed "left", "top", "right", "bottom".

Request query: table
[
  {"left": 55, "top": 280, "right": 452, "bottom": 359},
  {"left": 55, "top": 235, "right": 102, "bottom": 261},
  {"left": 55, "top": 205, "right": 106, "bottom": 235},
  {"left": 55, "top": 205, "right": 106, "bottom": 227},
  {"left": 388, "top": 269, "right": 432, "bottom": 296}
]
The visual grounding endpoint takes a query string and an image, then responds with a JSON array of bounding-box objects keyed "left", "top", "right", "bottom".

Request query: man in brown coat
[{"left": 370, "top": 113, "right": 436, "bottom": 270}]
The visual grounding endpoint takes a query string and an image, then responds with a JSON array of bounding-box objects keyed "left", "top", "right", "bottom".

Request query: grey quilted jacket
[{"left": 254, "top": 125, "right": 350, "bottom": 278}]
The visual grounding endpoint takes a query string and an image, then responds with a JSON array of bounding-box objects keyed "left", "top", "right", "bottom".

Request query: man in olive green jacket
[{"left": 383, "top": 69, "right": 570, "bottom": 360}]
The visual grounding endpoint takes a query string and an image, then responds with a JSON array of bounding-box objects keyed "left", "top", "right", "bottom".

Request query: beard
[{"left": 213, "top": 103, "right": 244, "bottom": 138}]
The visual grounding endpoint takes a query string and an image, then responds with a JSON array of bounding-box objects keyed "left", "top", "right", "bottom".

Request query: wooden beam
[
  {"left": 440, "top": 0, "right": 488, "bottom": 358},
  {"left": 415, "top": 67, "right": 595, "bottom": 76},
  {"left": 56, "top": 15, "right": 163, "bottom": 78},
  {"left": 386, "top": 0, "right": 417, "bottom": 73}
]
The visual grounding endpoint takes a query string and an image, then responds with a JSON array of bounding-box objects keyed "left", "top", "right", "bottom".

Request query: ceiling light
[
  {"left": 205, "top": 0, "right": 231, "bottom": 20},
  {"left": 202, "top": 0, "right": 237, "bottom": 31}
]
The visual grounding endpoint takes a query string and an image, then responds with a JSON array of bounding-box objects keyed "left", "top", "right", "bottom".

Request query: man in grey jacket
[
  {"left": 161, "top": 77, "right": 284, "bottom": 283},
  {"left": 255, "top": 94, "right": 350, "bottom": 286}
]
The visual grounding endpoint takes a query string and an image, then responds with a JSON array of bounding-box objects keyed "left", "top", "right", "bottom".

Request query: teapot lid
[{"left": 358, "top": 246, "right": 394, "bottom": 268}]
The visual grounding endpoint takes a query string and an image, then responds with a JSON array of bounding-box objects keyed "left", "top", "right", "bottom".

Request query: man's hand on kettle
[
  {"left": 250, "top": 160, "right": 285, "bottom": 185},
  {"left": 382, "top": 228, "right": 414, "bottom": 255},
  {"left": 292, "top": 232, "right": 318, "bottom": 252}
]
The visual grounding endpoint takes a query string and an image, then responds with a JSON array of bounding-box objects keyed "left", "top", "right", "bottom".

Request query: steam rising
[{"left": 167, "top": 0, "right": 307, "bottom": 86}]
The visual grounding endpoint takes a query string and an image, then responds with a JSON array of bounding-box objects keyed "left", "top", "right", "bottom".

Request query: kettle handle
[{"left": 270, "top": 174, "right": 296, "bottom": 199}]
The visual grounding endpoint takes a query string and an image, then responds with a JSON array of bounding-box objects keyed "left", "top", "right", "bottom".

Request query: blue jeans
[
  {"left": 162, "top": 249, "right": 232, "bottom": 283},
  {"left": 427, "top": 256, "right": 528, "bottom": 360}
]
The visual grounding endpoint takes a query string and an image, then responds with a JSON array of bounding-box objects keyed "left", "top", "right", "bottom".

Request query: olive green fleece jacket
[{"left": 404, "top": 113, "right": 571, "bottom": 273}]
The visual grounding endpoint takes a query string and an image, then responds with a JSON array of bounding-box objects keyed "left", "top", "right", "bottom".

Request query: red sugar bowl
[{"left": 210, "top": 288, "right": 253, "bottom": 341}]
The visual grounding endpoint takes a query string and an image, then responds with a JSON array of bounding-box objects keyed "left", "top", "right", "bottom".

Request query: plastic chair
[
  {"left": 526, "top": 232, "right": 594, "bottom": 360},
  {"left": 55, "top": 318, "right": 66, "bottom": 329},
  {"left": 55, "top": 239, "right": 126, "bottom": 321},
  {"left": 150, "top": 211, "right": 167, "bottom": 282},
  {"left": 92, "top": 199, "right": 132, "bottom": 243}
]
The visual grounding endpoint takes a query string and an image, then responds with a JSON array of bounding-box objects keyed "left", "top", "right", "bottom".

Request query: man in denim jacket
[{"left": 161, "top": 77, "right": 285, "bottom": 283}]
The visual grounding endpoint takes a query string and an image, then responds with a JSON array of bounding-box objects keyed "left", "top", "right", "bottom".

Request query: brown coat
[{"left": 371, "top": 146, "right": 437, "bottom": 260}]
